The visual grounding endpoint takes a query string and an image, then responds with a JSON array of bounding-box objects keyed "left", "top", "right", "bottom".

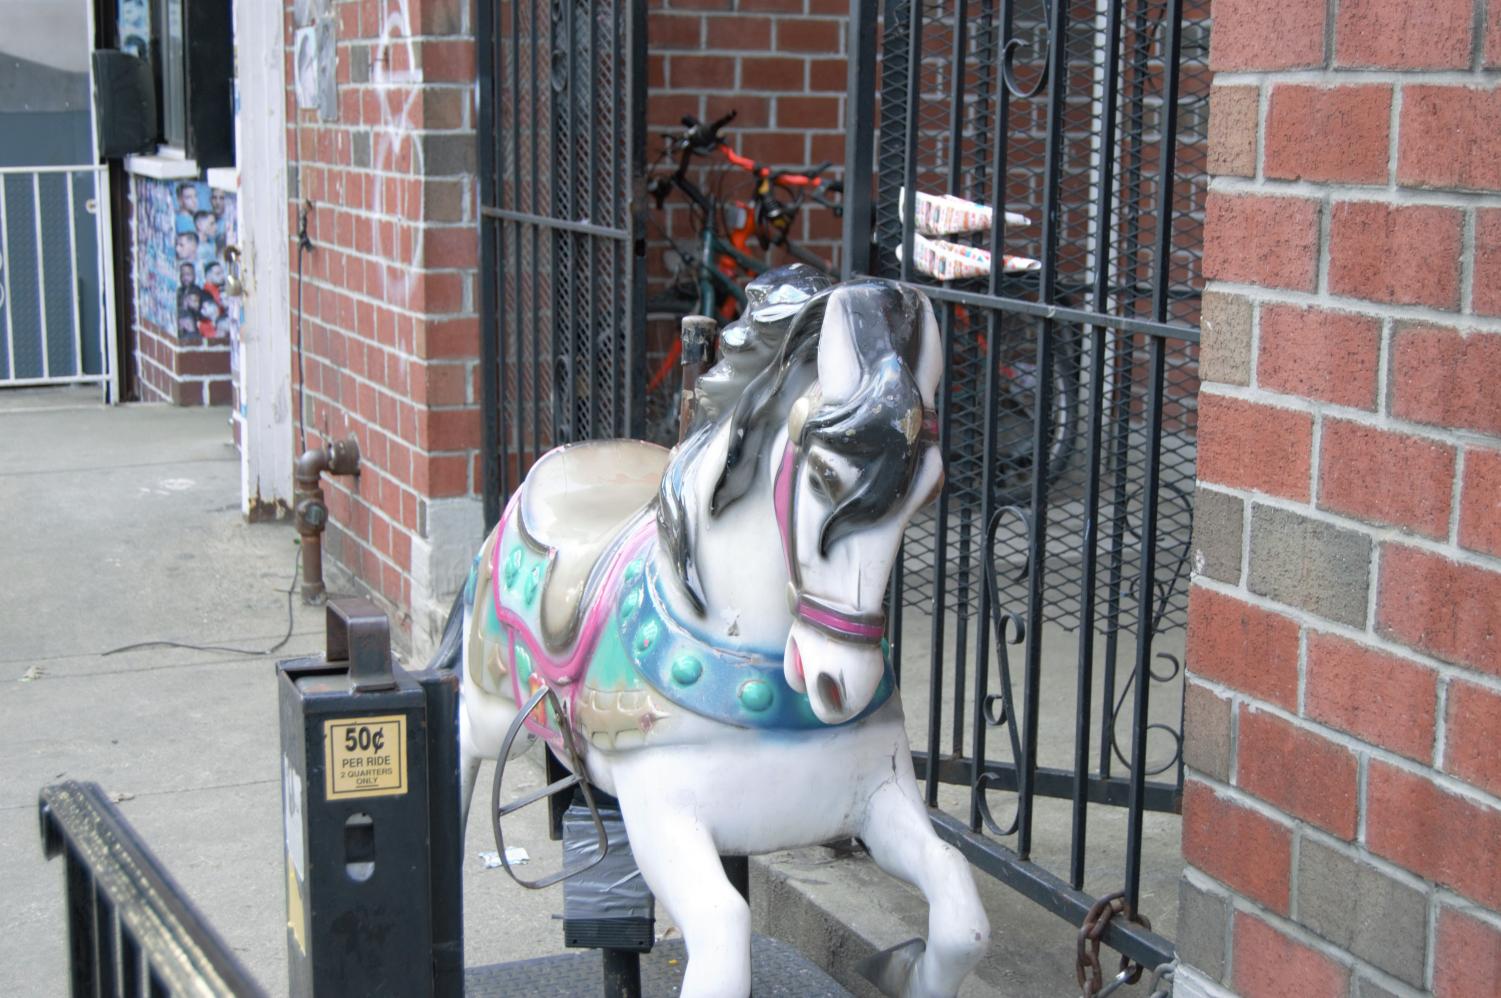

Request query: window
[
  {"left": 118, "top": 0, "right": 233, "bottom": 166},
  {"left": 156, "top": 0, "right": 186, "bottom": 149}
]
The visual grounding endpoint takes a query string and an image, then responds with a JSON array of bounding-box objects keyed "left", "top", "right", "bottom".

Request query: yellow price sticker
[{"left": 324, "top": 715, "right": 407, "bottom": 800}]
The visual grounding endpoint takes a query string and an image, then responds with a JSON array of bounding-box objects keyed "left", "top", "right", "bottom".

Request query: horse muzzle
[{"left": 784, "top": 622, "right": 886, "bottom": 725}]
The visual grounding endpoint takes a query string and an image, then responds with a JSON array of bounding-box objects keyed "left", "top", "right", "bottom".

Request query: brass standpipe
[{"left": 294, "top": 436, "right": 361, "bottom": 603}]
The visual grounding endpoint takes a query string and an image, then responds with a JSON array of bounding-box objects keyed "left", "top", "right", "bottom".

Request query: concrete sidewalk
[{"left": 0, "top": 389, "right": 570, "bottom": 996}]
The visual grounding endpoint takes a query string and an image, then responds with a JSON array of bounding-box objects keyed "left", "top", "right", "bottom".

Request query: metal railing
[
  {"left": 0, "top": 164, "right": 117, "bottom": 394},
  {"left": 38, "top": 781, "right": 265, "bottom": 997},
  {"left": 842, "top": 0, "right": 1208, "bottom": 974},
  {"left": 477, "top": 0, "right": 649, "bottom": 525}
]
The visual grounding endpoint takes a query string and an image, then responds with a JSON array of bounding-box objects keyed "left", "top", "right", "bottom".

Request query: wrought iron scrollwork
[
  {"left": 999, "top": 0, "right": 1053, "bottom": 99},
  {"left": 1106, "top": 652, "right": 1183, "bottom": 777},
  {"left": 1121, "top": 480, "right": 1195, "bottom": 636},
  {"left": 974, "top": 505, "right": 1032, "bottom": 838}
]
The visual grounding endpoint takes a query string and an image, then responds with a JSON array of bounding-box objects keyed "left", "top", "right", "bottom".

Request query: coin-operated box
[{"left": 277, "top": 599, "right": 462, "bottom": 998}]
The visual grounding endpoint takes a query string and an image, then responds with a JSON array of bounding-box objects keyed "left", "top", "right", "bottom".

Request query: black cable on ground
[{"left": 101, "top": 547, "right": 302, "bottom": 657}]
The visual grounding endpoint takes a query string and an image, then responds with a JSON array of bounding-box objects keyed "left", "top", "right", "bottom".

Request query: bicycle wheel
[{"left": 990, "top": 325, "right": 1080, "bottom": 510}]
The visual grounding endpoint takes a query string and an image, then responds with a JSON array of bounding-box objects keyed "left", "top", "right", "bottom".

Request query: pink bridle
[{"left": 771, "top": 410, "right": 939, "bottom": 646}]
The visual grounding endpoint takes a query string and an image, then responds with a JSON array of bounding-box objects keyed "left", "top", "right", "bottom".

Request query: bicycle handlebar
[
  {"left": 675, "top": 113, "right": 832, "bottom": 191},
  {"left": 681, "top": 111, "right": 737, "bottom": 153}
]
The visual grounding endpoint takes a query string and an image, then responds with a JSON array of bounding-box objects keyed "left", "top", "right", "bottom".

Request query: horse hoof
[{"left": 858, "top": 937, "right": 925, "bottom": 998}]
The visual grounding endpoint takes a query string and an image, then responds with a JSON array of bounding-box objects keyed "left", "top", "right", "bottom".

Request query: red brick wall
[
  {"left": 283, "top": 0, "right": 481, "bottom": 650},
  {"left": 1181, "top": 0, "right": 1501, "bottom": 993},
  {"left": 132, "top": 323, "right": 233, "bottom": 406}
]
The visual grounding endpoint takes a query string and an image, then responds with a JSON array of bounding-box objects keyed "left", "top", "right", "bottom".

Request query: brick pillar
[
  {"left": 283, "top": 0, "right": 480, "bottom": 661},
  {"left": 1179, "top": 1, "right": 1501, "bottom": 995}
]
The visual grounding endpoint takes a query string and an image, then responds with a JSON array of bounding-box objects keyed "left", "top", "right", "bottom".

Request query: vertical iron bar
[
  {"left": 612, "top": 9, "right": 625, "bottom": 434},
  {"left": 1069, "top": 0, "right": 1126, "bottom": 891},
  {"left": 888, "top": 546, "right": 905, "bottom": 687},
  {"left": 495, "top": 4, "right": 509, "bottom": 504},
  {"left": 1151, "top": 0, "right": 1185, "bottom": 322},
  {"left": 1100, "top": 0, "right": 1157, "bottom": 781},
  {"left": 897, "top": 0, "right": 922, "bottom": 284},
  {"left": 479, "top": 0, "right": 500, "bottom": 525},
  {"left": 551, "top": 1, "right": 573, "bottom": 447},
  {"left": 971, "top": 0, "right": 1015, "bottom": 833},
  {"left": 67, "top": 171, "right": 82, "bottom": 378},
  {"left": 841, "top": 0, "right": 879, "bottom": 277},
  {"left": 1, "top": 178, "right": 15, "bottom": 381},
  {"left": 587, "top": 1, "right": 600, "bottom": 440},
  {"left": 64, "top": 853, "right": 95, "bottom": 995},
  {"left": 509, "top": 0, "right": 525, "bottom": 496},
  {"left": 969, "top": 0, "right": 997, "bottom": 202},
  {"left": 529, "top": 0, "right": 541, "bottom": 464},
  {"left": 33, "top": 173, "right": 49, "bottom": 379},
  {"left": 945, "top": 1, "right": 972, "bottom": 760},
  {"left": 925, "top": 299, "right": 955, "bottom": 808},
  {"left": 94, "top": 886, "right": 117, "bottom": 996},
  {"left": 1017, "top": 0, "right": 1070, "bottom": 861},
  {"left": 121, "top": 934, "right": 142, "bottom": 998},
  {"left": 1124, "top": 337, "right": 1167, "bottom": 909},
  {"left": 625, "top": 0, "right": 648, "bottom": 439},
  {"left": 899, "top": 0, "right": 946, "bottom": 811},
  {"left": 1124, "top": 0, "right": 1183, "bottom": 915}
]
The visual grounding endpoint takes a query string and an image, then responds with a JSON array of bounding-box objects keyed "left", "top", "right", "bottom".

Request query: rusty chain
[{"left": 1076, "top": 891, "right": 1155, "bottom": 998}]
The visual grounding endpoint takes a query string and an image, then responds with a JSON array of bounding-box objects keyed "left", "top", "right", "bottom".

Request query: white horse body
[{"left": 456, "top": 276, "right": 988, "bottom": 997}]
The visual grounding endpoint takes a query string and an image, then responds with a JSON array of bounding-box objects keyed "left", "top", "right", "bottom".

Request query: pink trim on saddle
[{"left": 490, "top": 498, "right": 656, "bottom": 738}]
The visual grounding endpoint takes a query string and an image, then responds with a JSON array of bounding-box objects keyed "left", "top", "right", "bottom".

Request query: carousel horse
[{"left": 453, "top": 268, "right": 989, "bottom": 997}]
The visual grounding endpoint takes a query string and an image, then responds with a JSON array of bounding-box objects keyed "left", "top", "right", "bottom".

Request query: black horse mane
[{"left": 656, "top": 280, "right": 929, "bottom": 613}]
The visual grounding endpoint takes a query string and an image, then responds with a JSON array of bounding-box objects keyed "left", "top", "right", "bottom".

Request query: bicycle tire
[{"left": 990, "top": 328, "right": 1080, "bottom": 511}]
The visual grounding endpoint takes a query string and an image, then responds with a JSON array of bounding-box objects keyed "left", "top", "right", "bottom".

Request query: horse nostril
[{"left": 817, "top": 673, "right": 843, "bottom": 713}]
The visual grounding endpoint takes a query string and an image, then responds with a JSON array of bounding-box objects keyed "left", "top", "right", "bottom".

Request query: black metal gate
[
  {"left": 478, "top": 0, "right": 649, "bottom": 527},
  {"left": 843, "top": 0, "right": 1205, "bottom": 969}
]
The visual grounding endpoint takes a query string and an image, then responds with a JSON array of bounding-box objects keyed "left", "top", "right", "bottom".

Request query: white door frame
[{"left": 232, "top": 0, "right": 293, "bottom": 517}]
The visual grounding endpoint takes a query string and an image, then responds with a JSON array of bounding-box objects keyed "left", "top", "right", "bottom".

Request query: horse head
[{"left": 715, "top": 279, "right": 944, "bottom": 723}]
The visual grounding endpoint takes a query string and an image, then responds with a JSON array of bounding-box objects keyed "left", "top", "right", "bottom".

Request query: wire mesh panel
[
  {"left": 478, "top": 0, "right": 648, "bottom": 528},
  {"left": 845, "top": 0, "right": 1208, "bottom": 970}
]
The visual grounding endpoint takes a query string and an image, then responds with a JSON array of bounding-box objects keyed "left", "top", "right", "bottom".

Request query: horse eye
[{"left": 805, "top": 455, "right": 845, "bottom": 502}]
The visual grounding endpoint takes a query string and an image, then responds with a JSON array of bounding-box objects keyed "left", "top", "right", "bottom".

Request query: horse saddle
[{"left": 516, "top": 440, "right": 671, "bottom": 652}]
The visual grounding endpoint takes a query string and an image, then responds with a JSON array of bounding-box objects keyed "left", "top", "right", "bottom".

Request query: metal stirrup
[{"left": 490, "top": 684, "right": 609, "bottom": 889}]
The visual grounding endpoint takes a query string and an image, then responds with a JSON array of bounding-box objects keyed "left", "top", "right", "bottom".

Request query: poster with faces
[{"left": 135, "top": 177, "right": 240, "bottom": 341}]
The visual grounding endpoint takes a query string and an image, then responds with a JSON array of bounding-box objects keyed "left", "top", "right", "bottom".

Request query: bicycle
[{"left": 642, "top": 112, "right": 843, "bottom": 436}]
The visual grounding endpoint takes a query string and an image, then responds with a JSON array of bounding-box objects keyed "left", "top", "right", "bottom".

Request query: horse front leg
[
  {"left": 858, "top": 776, "right": 990, "bottom": 997},
  {"left": 617, "top": 791, "right": 751, "bottom": 998}
]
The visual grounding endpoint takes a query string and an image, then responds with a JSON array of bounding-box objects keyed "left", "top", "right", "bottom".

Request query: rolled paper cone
[
  {"left": 898, "top": 234, "right": 1043, "bottom": 281},
  {"left": 900, "top": 187, "right": 1033, "bottom": 235}
]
